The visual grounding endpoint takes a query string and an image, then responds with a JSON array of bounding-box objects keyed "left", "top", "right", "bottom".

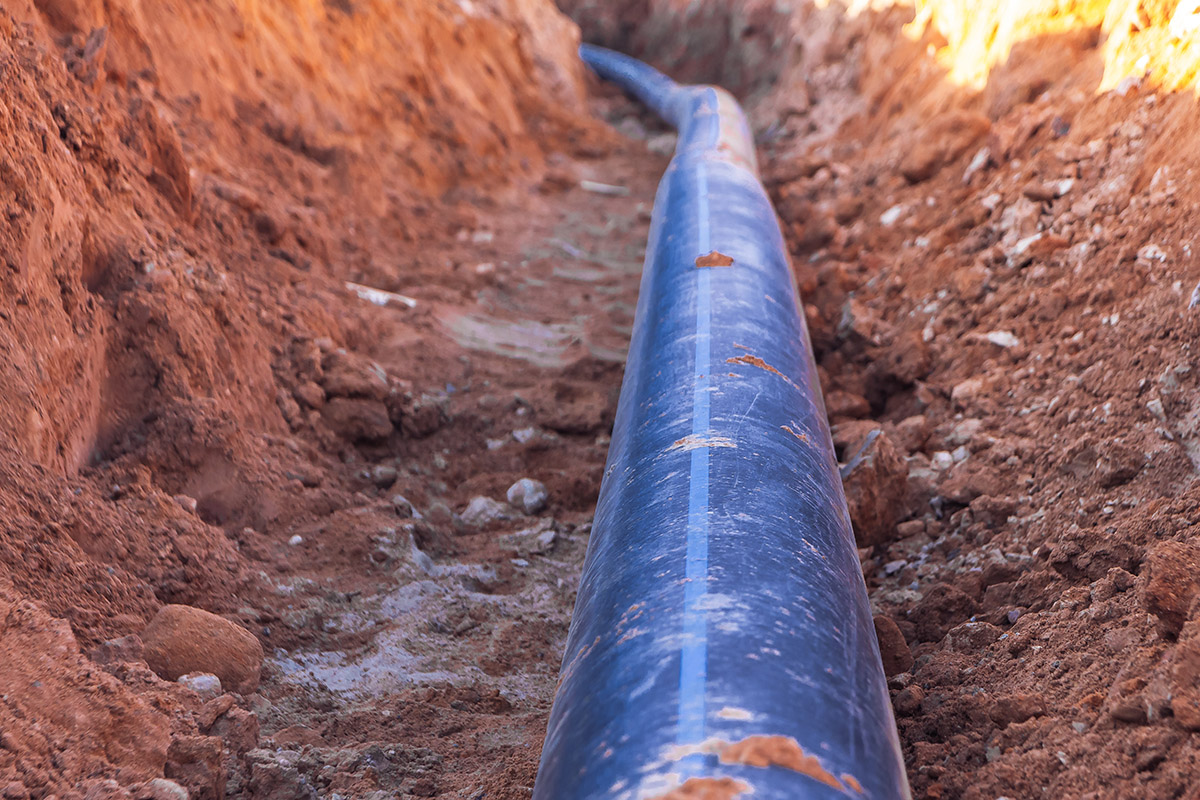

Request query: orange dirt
[
  {"left": 648, "top": 776, "right": 752, "bottom": 800},
  {"left": 718, "top": 735, "right": 848, "bottom": 792}
]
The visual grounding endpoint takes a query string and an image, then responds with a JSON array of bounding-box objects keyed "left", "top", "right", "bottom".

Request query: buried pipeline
[{"left": 530, "top": 46, "right": 911, "bottom": 800}]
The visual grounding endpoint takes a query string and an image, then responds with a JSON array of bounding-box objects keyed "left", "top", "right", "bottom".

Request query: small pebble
[
  {"left": 506, "top": 478, "right": 549, "bottom": 515},
  {"left": 288, "top": 535, "right": 303, "bottom": 546},
  {"left": 134, "top": 779, "right": 188, "bottom": 800},
  {"left": 391, "top": 495, "right": 416, "bottom": 518},
  {"left": 177, "top": 672, "right": 223, "bottom": 701},
  {"left": 461, "top": 496, "right": 511, "bottom": 527},
  {"left": 370, "top": 465, "right": 398, "bottom": 487}
]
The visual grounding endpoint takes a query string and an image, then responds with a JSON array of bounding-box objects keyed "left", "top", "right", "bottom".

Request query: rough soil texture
[{"left": 6, "top": 0, "right": 1200, "bottom": 798}]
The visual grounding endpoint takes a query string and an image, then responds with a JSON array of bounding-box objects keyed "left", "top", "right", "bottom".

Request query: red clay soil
[{"left": 6, "top": 0, "right": 1200, "bottom": 798}]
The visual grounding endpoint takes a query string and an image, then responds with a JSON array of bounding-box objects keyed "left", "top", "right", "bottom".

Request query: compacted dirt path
[{"left": 233, "top": 99, "right": 668, "bottom": 799}]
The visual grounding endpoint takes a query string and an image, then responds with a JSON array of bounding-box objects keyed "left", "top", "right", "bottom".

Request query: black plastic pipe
[{"left": 532, "top": 46, "right": 910, "bottom": 800}]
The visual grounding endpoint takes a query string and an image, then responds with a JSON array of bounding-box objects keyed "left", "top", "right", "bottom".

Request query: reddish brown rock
[
  {"left": 1142, "top": 541, "right": 1200, "bottom": 637},
  {"left": 899, "top": 111, "right": 991, "bottom": 183},
  {"left": 830, "top": 419, "right": 882, "bottom": 453},
  {"left": 89, "top": 634, "right": 145, "bottom": 665},
  {"left": 943, "top": 621, "right": 1002, "bottom": 653},
  {"left": 841, "top": 431, "right": 909, "bottom": 547},
  {"left": 877, "top": 330, "right": 932, "bottom": 384},
  {"left": 892, "top": 415, "right": 931, "bottom": 454},
  {"left": 909, "top": 583, "right": 979, "bottom": 642},
  {"left": 165, "top": 735, "right": 225, "bottom": 800},
  {"left": 989, "top": 694, "right": 1047, "bottom": 727},
  {"left": 1171, "top": 636, "right": 1200, "bottom": 730},
  {"left": 825, "top": 389, "right": 870, "bottom": 420},
  {"left": 141, "top": 605, "right": 264, "bottom": 694},
  {"left": 940, "top": 462, "right": 1002, "bottom": 505},
  {"left": 892, "top": 684, "right": 925, "bottom": 717},
  {"left": 321, "top": 397, "right": 394, "bottom": 441},
  {"left": 320, "top": 349, "right": 389, "bottom": 400},
  {"left": 209, "top": 707, "right": 260, "bottom": 756},
  {"left": 874, "top": 615, "right": 914, "bottom": 676}
]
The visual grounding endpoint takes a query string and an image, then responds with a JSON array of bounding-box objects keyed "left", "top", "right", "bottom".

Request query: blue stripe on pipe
[{"left": 679, "top": 158, "right": 713, "bottom": 747}]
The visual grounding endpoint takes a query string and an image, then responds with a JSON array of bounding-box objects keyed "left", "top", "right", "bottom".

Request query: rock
[
  {"left": 950, "top": 378, "right": 985, "bottom": 408},
  {"left": 320, "top": 350, "right": 388, "bottom": 400},
  {"left": 877, "top": 330, "right": 932, "bottom": 384},
  {"left": 896, "top": 519, "right": 925, "bottom": 539},
  {"left": 831, "top": 420, "right": 882, "bottom": 455},
  {"left": 506, "top": 478, "right": 548, "bottom": 515},
  {"left": 943, "top": 621, "right": 1002, "bottom": 653},
  {"left": 841, "top": 431, "right": 909, "bottom": 547},
  {"left": 873, "top": 615, "right": 913, "bottom": 676},
  {"left": 209, "top": 707, "right": 260, "bottom": 755},
  {"left": 460, "top": 496, "right": 511, "bottom": 527},
  {"left": 321, "top": 397, "right": 393, "bottom": 441},
  {"left": 393, "top": 392, "right": 448, "bottom": 438},
  {"left": 292, "top": 381, "right": 325, "bottom": 410},
  {"left": 197, "top": 695, "right": 236, "bottom": 730},
  {"left": 969, "top": 495, "right": 1017, "bottom": 527},
  {"left": 951, "top": 264, "right": 989, "bottom": 301},
  {"left": 1022, "top": 178, "right": 1073, "bottom": 201},
  {"left": 130, "top": 779, "right": 189, "bottom": 800},
  {"left": 1110, "top": 698, "right": 1148, "bottom": 724},
  {"left": 824, "top": 390, "right": 870, "bottom": 420},
  {"left": 892, "top": 684, "right": 924, "bottom": 716},
  {"left": 909, "top": 583, "right": 978, "bottom": 642},
  {"left": 1142, "top": 541, "right": 1200, "bottom": 637},
  {"left": 1095, "top": 441, "right": 1144, "bottom": 487},
  {"left": 899, "top": 111, "right": 991, "bottom": 183},
  {"left": 940, "top": 462, "right": 1001, "bottom": 505},
  {"left": 989, "top": 694, "right": 1047, "bottom": 727},
  {"left": 945, "top": 418, "right": 982, "bottom": 447},
  {"left": 246, "top": 748, "right": 318, "bottom": 800},
  {"left": 391, "top": 494, "right": 416, "bottom": 518},
  {"left": 1171, "top": 637, "right": 1200, "bottom": 730},
  {"left": 177, "top": 673, "right": 223, "bottom": 702},
  {"left": 893, "top": 415, "right": 930, "bottom": 454},
  {"left": 166, "top": 736, "right": 225, "bottom": 800},
  {"left": 499, "top": 520, "right": 558, "bottom": 557},
  {"left": 89, "top": 634, "right": 144, "bottom": 665},
  {"left": 833, "top": 195, "right": 863, "bottom": 224},
  {"left": 142, "top": 605, "right": 264, "bottom": 694},
  {"left": 82, "top": 781, "right": 131, "bottom": 800},
  {"left": 369, "top": 464, "right": 397, "bottom": 488}
]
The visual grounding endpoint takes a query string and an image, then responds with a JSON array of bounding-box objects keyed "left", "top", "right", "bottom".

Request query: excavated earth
[{"left": 6, "top": 0, "right": 1200, "bottom": 798}]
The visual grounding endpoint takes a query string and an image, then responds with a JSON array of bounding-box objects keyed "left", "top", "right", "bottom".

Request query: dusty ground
[{"left": 6, "top": 0, "right": 1200, "bottom": 798}]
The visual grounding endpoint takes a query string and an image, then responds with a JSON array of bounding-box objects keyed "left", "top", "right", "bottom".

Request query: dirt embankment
[{"left": 0, "top": 0, "right": 603, "bottom": 796}]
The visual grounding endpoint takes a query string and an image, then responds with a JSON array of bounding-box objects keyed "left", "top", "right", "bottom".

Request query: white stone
[
  {"left": 178, "top": 672, "right": 223, "bottom": 701},
  {"left": 461, "top": 496, "right": 510, "bottom": 526},
  {"left": 506, "top": 478, "right": 549, "bottom": 515}
]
